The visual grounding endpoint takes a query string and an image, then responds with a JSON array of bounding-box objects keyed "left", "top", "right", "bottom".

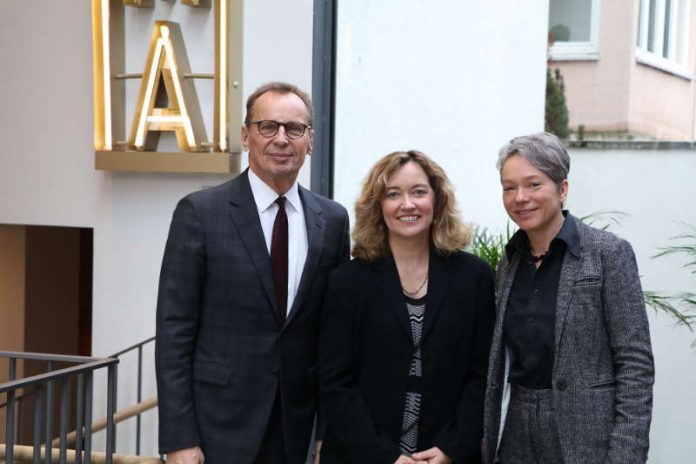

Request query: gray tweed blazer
[{"left": 482, "top": 214, "right": 654, "bottom": 464}]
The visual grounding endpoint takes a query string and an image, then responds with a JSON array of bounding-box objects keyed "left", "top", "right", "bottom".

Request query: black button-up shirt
[{"left": 503, "top": 212, "right": 580, "bottom": 389}]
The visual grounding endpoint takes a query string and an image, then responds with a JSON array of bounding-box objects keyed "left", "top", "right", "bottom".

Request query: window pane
[
  {"left": 648, "top": 0, "right": 657, "bottom": 52},
  {"left": 675, "top": 0, "right": 686, "bottom": 61},
  {"left": 664, "top": 0, "right": 672, "bottom": 57},
  {"left": 549, "top": 0, "right": 593, "bottom": 42},
  {"left": 638, "top": 0, "right": 644, "bottom": 46}
]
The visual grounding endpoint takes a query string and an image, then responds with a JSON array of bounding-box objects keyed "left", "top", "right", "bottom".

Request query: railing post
[
  {"left": 8, "top": 355, "right": 16, "bottom": 381},
  {"left": 33, "top": 384, "right": 44, "bottom": 464},
  {"left": 45, "top": 360, "right": 55, "bottom": 464},
  {"left": 104, "top": 335, "right": 154, "bottom": 457},
  {"left": 6, "top": 357, "right": 17, "bottom": 464},
  {"left": 84, "top": 372, "right": 93, "bottom": 464},
  {"left": 136, "top": 344, "right": 143, "bottom": 455},
  {"left": 17, "top": 393, "right": 24, "bottom": 444},
  {"left": 112, "top": 364, "right": 118, "bottom": 453},
  {"left": 58, "top": 377, "right": 71, "bottom": 464},
  {"left": 105, "top": 364, "right": 117, "bottom": 464},
  {"left": 75, "top": 374, "right": 84, "bottom": 464}
]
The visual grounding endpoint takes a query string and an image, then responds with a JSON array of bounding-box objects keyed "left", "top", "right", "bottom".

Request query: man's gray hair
[
  {"left": 496, "top": 132, "right": 570, "bottom": 187},
  {"left": 244, "top": 81, "right": 314, "bottom": 126}
]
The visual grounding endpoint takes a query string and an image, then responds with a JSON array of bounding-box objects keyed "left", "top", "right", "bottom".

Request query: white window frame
[
  {"left": 549, "top": 0, "right": 603, "bottom": 61},
  {"left": 636, "top": 0, "right": 692, "bottom": 79}
]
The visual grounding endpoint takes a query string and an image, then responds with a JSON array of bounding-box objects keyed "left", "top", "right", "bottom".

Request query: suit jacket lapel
[
  {"left": 497, "top": 254, "right": 519, "bottom": 319},
  {"left": 375, "top": 257, "right": 412, "bottom": 339},
  {"left": 554, "top": 239, "right": 583, "bottom": 355},
  {"left": 493, "top": 254, "right": 519, "bottom": 362},
  {"left": 285, "top": 188, "right": 325, "bottom": 327},
  {"left": 227, "top": 171, "right": 281, "bottom": 323},
  {"left": 421, "top": 251, "right": 453, "bottom": 342}
]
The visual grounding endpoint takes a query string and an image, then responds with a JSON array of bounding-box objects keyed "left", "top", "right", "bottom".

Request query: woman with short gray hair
[
  {"left": 482, "top": 132, "right": 654, "bottom": 464},
  {"left": 496, "top": 132, "right": 570, "bottom": 187}
]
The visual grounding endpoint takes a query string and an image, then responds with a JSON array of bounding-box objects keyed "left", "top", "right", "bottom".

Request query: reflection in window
[
  {"left": 548, "top": 0, "right": 602, "bottom": 60},
  {"left": 549, "top": 0, "right": 592, "bottom": 42}
]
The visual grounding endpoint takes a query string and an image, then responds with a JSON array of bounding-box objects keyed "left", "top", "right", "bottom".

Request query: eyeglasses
[{"left": 250, "top": 120, "right": 312, "bottom": 140}]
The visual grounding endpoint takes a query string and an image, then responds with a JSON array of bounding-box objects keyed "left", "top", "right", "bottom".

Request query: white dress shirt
[{"left": 248, "top": 168, "right": 309, "bottom": 317}]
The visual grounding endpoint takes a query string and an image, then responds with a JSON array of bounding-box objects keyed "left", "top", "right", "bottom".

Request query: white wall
[
  {"left": 333, "top": 0, "right": 550, "bottom": 235},
  {"left": 569, "top": 148, "right": 696, "bottom": 464},
  {"left": 0, "top": 0, "right": 314, "bottom": 456}
]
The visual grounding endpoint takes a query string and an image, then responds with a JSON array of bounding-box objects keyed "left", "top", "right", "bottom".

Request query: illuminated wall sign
[
  {"left": 92, "top": 0, "right": 243, "bottom": 173},
  {"left": 129, "top": 21, "right": 205, "bottom": 152}
]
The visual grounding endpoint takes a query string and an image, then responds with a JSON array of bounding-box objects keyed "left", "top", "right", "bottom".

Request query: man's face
[{"left": 241, "top": 91, "right": 313, "bottom": 193}]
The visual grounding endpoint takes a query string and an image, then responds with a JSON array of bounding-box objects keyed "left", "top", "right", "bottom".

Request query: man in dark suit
[{"left": 155, "top": 82, "right": 350, "bottom": 464}]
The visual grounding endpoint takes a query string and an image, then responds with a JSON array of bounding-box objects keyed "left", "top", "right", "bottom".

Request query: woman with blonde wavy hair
[{"left": 319, "top": 150, "right": 495, "bottom": 464}]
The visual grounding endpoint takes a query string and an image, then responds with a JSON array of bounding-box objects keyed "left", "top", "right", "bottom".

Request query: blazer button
[
  {"left": 556, "top": 379, "right": 568, "bottom": 391},
  {"left": 272, "top": 368, "right": 279, "bottom": 377}
]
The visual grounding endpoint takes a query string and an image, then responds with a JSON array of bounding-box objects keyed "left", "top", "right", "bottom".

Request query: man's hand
[
  {"left": 166, "top": 446, "right": 204, "bottom": 464},
  {"left": 411, "top": 447, "right": 452, "bottom": 464},
  {"left": 394, "top": 455, "right": 427, "bottom": 464}
]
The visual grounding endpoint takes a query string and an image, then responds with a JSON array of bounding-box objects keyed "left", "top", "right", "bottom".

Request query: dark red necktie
[{"left": 271, "top": 196, "right": 288, "bottom": 322}]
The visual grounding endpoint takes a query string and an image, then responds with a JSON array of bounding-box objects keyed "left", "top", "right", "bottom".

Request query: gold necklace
[{"left": 403, "top": 274, "right": 428, "bottom": 297}]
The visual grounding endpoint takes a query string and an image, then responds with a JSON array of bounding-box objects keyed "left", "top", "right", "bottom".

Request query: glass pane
[
  {"left": 549, "top": 0, "right": 592, "bottom": 42},
  {"left": 664, "top": 0, "right": 672, "bottom": 57},
  {"left": 648, "top": 0, "right": 657, "bottom": 52},
  {"left": 638, "top": 0, "right": 644, "bottom": 46},
  {"left": 675, "top": 0, "right": 686, "bottom": 61}
]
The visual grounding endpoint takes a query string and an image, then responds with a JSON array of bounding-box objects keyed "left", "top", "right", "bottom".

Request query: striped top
[{"left": 399, "top": 295, "right": 426, "bottom": 455}]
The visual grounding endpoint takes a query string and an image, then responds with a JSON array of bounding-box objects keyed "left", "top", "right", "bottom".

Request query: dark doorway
[
  {"left": 23, "top": 226, "right": 93, "bottom": 358},
  {"left": 0, "top": 224, "right": 93, "bottom": 444}
]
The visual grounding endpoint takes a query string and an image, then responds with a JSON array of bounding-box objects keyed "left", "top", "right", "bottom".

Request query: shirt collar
[
  {"left": 556, "top": 211, "right": 581, "bottom": 257},
  {"left": 505, "top": 210, "right": 581, "bottom": 260},
  {"left": 248, "top": 168, "right": 302, "bottom": 214}
]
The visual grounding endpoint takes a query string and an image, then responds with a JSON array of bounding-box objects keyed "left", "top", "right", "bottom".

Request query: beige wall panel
[
  {"left": 0, "top": 225, "right": 27, "bottom": 367},
  {"left": 0, "top": 225, "right": 26, "bottom": 439},
  {"left": 628, "top": 65, "right": 695, "bottom": 140},
  {"left": 553, "top": 0, "right": 636, "bottom": 132}
]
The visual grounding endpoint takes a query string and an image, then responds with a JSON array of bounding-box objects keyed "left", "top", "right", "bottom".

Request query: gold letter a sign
[{"left": 128, "top": 21, "right": 207, "bottom": 152}]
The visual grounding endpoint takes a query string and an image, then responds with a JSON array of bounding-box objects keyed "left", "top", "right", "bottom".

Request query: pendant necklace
[{"left": 403, "top": 273, "right": 428, "bottom": 297}]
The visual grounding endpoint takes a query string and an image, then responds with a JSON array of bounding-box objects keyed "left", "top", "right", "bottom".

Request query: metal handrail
[
  {"left": 0, "top": 357, "right": 116, "bottom": 392},
  {"left": 0, "top": 336, "right": 156, "bottom": 459},
  {"left": 109, "top": 336, "right": 155, "bottom": 456},
  {"left": 109, "top": 337, "right": 154, "bottom": 359},
  {"left": 0, "top": 351, "right": 119, "bottom": 464}
]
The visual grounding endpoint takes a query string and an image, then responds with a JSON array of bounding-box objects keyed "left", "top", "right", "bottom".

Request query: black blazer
[
  {"left": 319, "top": 250, "right": 495, "bottom": 463},
  {"left": 155, "top": 170, "right": 350, "bottom": 463}
]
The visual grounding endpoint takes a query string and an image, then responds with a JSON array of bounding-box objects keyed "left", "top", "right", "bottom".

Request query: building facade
[{"left": 550, "top": 0, "right": 696, "bottom": 140}]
